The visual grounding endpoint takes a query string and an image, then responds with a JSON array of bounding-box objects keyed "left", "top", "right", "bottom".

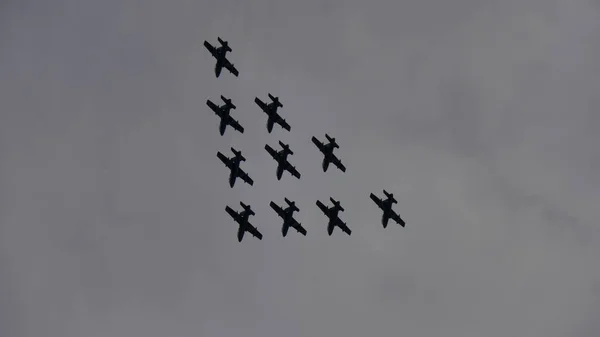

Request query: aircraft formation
[{"left": 205, "top": 37, "right": 406, "bottom": 242}]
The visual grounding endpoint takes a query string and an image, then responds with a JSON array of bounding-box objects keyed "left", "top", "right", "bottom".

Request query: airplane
[
  {"left": 254, "top": 93, "right": 291, "bottom": 133},
  {"left": 203, "top": 37, "right": 239, "bottom": 78},
  {"left": 270, "top": 198, "right": 307, "bottom": 237},
  {"left": 206, "top": 95, "right": 244, "bottom": 136},
  {"left": 311, "top": 134, "right": 346, "bottom": 173},
  {"left": 225, "top": 202, "right": 263, "bottom": 242},
  {"left": 264, "top": 141, "right": 301, "bottom": 180},
  {"left": 316, "top": 197, "right": 351, "bottom": 236},
  {"left": 370, "top": 190, "right": 406, "bottom": 228},
  {"left": 216, "top": 147, "right": 254, "bottom": 188}
]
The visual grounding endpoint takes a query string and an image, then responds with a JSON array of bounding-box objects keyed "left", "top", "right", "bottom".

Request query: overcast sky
[{"left": 1, "top": 1, "right": 600, "bottom": 336}]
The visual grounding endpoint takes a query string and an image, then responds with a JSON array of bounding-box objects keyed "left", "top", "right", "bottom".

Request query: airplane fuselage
[
  {"left": 283, "top": 208, "right": 294, "bottom": 221},
  {"left": 228, "top": 159, "right": 241, "bottom": 187},
  {"left": 235, "top": 213, "right": 252, "bottom": 241},
  {"left": 217, "top": 107, "right": 232, "bottom": 135},
  {"left": 378, "top": 199, "right": 395, "bottom": 227},
  {"left": 275, "top": 152, "right": 289, "bottom": 180},
  {"left": 320, "top": 144, "right": 336, "bottom": 171},
  {"left": 265, "top": 105, "right": 280, "bottom": 133},
  {"left": 213, "top": 48, "right": 229, "bottom": 77}
]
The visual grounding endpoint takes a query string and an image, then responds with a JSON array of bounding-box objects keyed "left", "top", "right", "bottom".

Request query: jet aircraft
[
  {"left": 264, "top": 141, "right": 301, "bottom": 180},
  {"left": 206, "top": 95, "right": 244, "bottom": 136},
  {"left": 270, "top": 198, "right": 307, "bottom": 237},
  {"left": 311, "top": 134, "right": 346, "bottom": 172},
  {"left": 369, "top": 190, "right": 406, "bottom": 228},
  {"left": 254, "top": 93, "right": 291, "bottom": 133},
  {"left": 217, "top": 147, "right": 254, "bottom": 188},
  {"left": 225, "top": 202, "right": 263, "bottom": 242},
  {"left": 203, "top": 37, "right": 239, "bottom": 78},
  {"left": 316, "top": 197, "right": 352, "bottom": 236}
]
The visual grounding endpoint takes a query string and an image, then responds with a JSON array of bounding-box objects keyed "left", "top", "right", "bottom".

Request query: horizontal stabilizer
[
  {"left": 217, "top": 37, "right": 231, "bottom": 51},
  {"left": 220, "top": 95, "right": 236, "bottom": 109},
  {"left": 383, "top": 190, "right": 398, "bottom": 203},
  {"left": 268, "top": 93, "right": 283, "bottom": 107},
  {"left": 231, "top": 148, "right": 246, "bottom": 161}
]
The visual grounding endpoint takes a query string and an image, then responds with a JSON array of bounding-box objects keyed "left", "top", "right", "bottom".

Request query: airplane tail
[
  {"left": 240, "top": 202, "right": 254, "bottom": 216},
  {"left": 330, "top": 197, "right": 344, "bottom": 212},
  {"left": 383, "top": 190, "right": 397, "bottom": 203},
  {"left": 231, "top": 148, "right": 246, "bottom": 161},
  {"left": 278, "top": 141, "right": 293, "bottom": 154},
  {"left": 325, "top": 134, "right": 339, "bottom": 148},
  {"left": 268, "top": 93, "right": 283, "bottom": 107},
  {"left": 284, "top": 198, "right": 299, "bottom": 212},
  {"left": 221, "top": 95, "right": 236, "bottom": 109},
  {"left": 217, "top": 37, "right": 231, "bottom": 51}
]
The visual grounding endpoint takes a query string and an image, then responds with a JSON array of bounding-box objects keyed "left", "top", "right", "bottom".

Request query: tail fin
[
  {"left": 329, "top": 197, "right": 344, "bottom": 211},
  {"left": 217, "top": 37, "right": 231, "bottom": 51},
  {"left": 285, "top": 198, "right": 299, "bottom": 212},
  {"left": 325, "top": 134, "right": 339, "bottom": 148},
  {"left": 383, "top": 190, "right": 397, "bottom": 203},
  {"left": 278, "top": 141, "right": 293, "bottom": 154},
  {"left": 221, "top": 95, "right": 236, "bottom": 109},
  {"left": 268, "top": 93, "right": 283, "bottom": 107},
  {"left": 240, "top": 202, "right": 254, "bottom": 216},
  {"left": 231, "top": 148, "right": 246, "bottom": 161}
]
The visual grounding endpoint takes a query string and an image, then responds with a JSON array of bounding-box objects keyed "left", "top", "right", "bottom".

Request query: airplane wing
[
  {"left": 223, "top": 59, "right": 239, "bottom": 77},
  {"left": 285, "top": 163, "right": 301, "bottom": 179},
  {"left": 269, "top": 201, "right": 284, "bottom": 217},
  {"left": 227, "top": 117, "right": 244, "bottom": 133},
  {"left": 389, "top": 210, "right": 406, "bottom": 227},
  {"left": 246, "top": 224, "right": 263, "bottom": 240},
  {"left": 206, "top": 100, "right": 220, "bottom": 114},
  {"left": 311, "top": 136, "right": 325, "bottom": 152},
  {"left": 203, "top": 41, "right": 217, "bottom": 57},
  {"left": 335, "top": 218, "right": 352, "bottom": 235},
  {"left": 225, "top": 206, "right": 239, "bottom": 221},
  {"left": 237, "top": 168, "right": 254, "bottom": 186},
  {"left": 289, "top": 218, "right": 307, "bottom": 236},
  {"left": 316, "top": 200, "right": 329, "bottom": 215},
  {"left": 264, "top": 144, "right": 278, "bottom": 159},
  {"left": 330, "top": 155, "right": 347, "bottom": 172},
  {"left": 369, "top": 193, "right": 383, "bottom": 209},
  {"left": 277, "top": 118, "right": 291, "bottom": 131},
  {"left": 254, "top": 97, "right": 268, "bottom": 112},
  {"left": 217, "top": 152, "right": 231, "bottom": 169}
]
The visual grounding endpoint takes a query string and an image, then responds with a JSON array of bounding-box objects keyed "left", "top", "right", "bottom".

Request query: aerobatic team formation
[{"left": 205, "top": 37, "right": 406, "bottom": 242}]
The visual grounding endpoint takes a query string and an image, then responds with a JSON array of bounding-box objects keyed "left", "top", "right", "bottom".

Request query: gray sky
[{"left": 1, "top": 0, "right": 600, "bottom": 336}]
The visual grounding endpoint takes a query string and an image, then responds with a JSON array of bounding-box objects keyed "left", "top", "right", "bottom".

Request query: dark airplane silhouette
[
  {"left": 370, "top": 190, "right": 406, "bottom": 228},
  {"left": 316, "top": 197, "right": 351, "bottom": 236},
  {"left": 264, "top": 141, "right": 301, "bottom": 180},
  {"left": 311, "top": 134, "right": 346, "bottom": 172},
  {"left": 270, "top": 198, "right": 307, "bottom": 237},
  {"left": 216, "top": 148, "right": 253, "bottom": 187},
  {"left": 254, "top": 93, "right": 290, "bottom": 133},
  {"left": 225, "top": 202, "right": 263, "bottom": 242},
  {"left": 206, "top": 95, "right": 244, "bottom": 136},
  {"left": 203, "top": 37, "right": 239, "bottom": 78}
]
